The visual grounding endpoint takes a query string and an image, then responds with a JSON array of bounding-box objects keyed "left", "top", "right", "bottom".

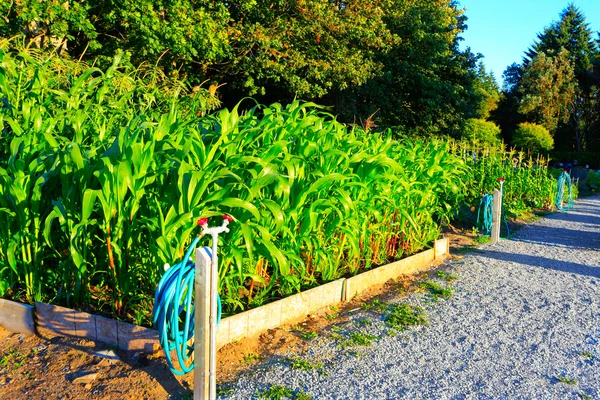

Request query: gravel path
[{"left": 222, "top": 195, "right": 600, "bottom": 400}]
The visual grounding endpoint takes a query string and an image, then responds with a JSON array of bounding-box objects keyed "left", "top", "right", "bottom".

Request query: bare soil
[{"left": 0, "top": 229, "right": 473, "bottom": 400}]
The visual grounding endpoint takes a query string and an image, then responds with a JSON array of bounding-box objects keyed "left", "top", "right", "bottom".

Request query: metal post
[
  {"left": 491, "top": 189, "right": 501, "bottom": 243},
  {"left": 194, "top": 248, "right": 211, "bottom": 400}
]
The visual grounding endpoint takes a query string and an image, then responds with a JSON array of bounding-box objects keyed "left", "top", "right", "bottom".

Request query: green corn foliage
[{"left": 0, "top": 46, "right": 559, "bottom": 324}]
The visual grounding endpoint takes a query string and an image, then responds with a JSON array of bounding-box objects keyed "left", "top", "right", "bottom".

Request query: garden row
[{"left": 0, "top": 48, "right": 559, "bottom": 325}]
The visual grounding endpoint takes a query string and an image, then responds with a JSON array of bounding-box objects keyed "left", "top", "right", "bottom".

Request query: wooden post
[
  {"left": 194, "top": 247, "right": 212, "bottom": 400},
  {"left": 491, "top": 189, "right": 501, "bottom": 243}
]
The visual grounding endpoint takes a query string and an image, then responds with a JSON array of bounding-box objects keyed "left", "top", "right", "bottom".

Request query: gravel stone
[{"left": 222, "top": 195, "right": 600, "bottom": 399}]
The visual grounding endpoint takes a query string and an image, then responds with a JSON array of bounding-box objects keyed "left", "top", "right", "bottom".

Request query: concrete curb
[
  {"left": 0, "top": 298, "right": 35, "bottom": 336},
  {"left": 342, "top": 237, "right": 447, "bottom": 301},
  {"left": 2, "top": 240, "right": 448, "bottom": 352},
  {"left": 35, "top": 302, "right": 158, "bottom": 352}
]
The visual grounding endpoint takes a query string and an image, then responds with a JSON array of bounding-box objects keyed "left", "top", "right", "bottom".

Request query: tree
[
  {"left": 0, "top": 0, "right": 487, "bottom": 138},
  {"left": 524, "top": 3, "right": 597, "bottom": 79},
  {"left": 463, "top": 118, "right": 502, "bottom": 147},
  {"left": 522, "top": 3, "right": 599, "bottom": 152},
  {"left": 336, "top": 0, "right": 482, "bottom": 136},
  {"left": 518, "top": 48, "right": 576, "bottom": 135},
  {"left": 473, "top": 62, "right": 501, "bottom": 120},
  {"left": 491, "top": 63, "right": 523, "bottom": 144},
  {"left": 512, "top": 122, "right": 554, "bottom": 153}
]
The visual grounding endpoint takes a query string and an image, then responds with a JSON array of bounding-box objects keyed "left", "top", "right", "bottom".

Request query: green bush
[
  {"left": 462, "top": 119, "right": 502, "bottom": 147},
  {"left": 512, "top": 122, "right": 554, "bottom": 153}
]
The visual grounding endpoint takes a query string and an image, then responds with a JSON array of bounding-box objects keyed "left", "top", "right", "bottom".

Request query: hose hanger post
[{"left": 194, "top": 215, "right": 232, "bottom": 400}]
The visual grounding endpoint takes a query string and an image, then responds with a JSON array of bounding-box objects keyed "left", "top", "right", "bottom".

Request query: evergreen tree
[
  {"left": 518, "top": 49, "right": 576, "bottom": 135},
  {"left": 514, "top": 3, "right": 599, "bottom": 151}
]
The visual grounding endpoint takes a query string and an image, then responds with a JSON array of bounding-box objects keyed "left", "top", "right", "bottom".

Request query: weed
[
  {"left": 354, "top": 319, "right": 372, "bottom": 327},
  {"left": 419, "top": 281, "right": 453, "bottom": 301},
  {"left": 385, "top": 303, "right": 428, "bottom": 331},
  {"left": 326, "top": 313, "right": 339, "bottom": 321},
  {"left": 0, "top": 348, "right": 25, "bottom": 371},
  {"left": 331, "top": 326, "right": 341, "bottom": 333},
  {"left": 300, "top": 331, "right": 317, "bottom": 340},
  {"left": 473, "top": 236, "right": 491, "bottom": 245},
  {"left": 386, "top": 329, "right": 398, "bottom": 337},
  {"left": 256, "top": 385, "right": 294, "bottom": 400},
  {"left": 290, "top": 357, "right": 324, "bottom": 372},
  {"left": 556, "top": 375, "right": 577, "bottom": 385},
  {"left": 330, "top": 333, "right": 344, "bottom": 341},
  {"left": 216, "top": 385, "right": 235, "bottom": 396},
  {"left": 578, "top": 393, "right": 591, "bottom": 400},
  {"left": 242, "top": 353, "right": 260, "bottom": 363},
  {"left": 339, "top": 332, "right": 378, "bottom": 349},
  {"left": 361, "top": 299, "right": 388, "bottom": 312},
  {"left": 292, "top": 325, "right": 306, "bottom": 332},
  {"left": 256, "top": 386, "right": 310, "bottom": 400},
  {"left": 579, "top": 351, "right": 594, "bottom": 359},
  {"left": 436, "top": 270, "right": 458, "bottom": 283}
]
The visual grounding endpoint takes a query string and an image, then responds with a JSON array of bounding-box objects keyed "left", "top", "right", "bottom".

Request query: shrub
[
  {"left": 462, "top": 119, "right": 502, "bottom": 147},
  {"left": 512, "top": 122, "right": 554, "bottom": 153}
]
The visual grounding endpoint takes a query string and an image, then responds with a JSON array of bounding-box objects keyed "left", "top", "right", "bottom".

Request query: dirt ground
[{"left": 0, "top": 228, "right": 480, "bottom": 400}]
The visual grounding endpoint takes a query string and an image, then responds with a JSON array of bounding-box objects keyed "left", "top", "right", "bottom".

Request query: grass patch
[
  {"left": 361, "top": 299, "right": 388, "bottom": 312},
  {"left": 0, "top": 348, "right": 26, "bottom": 371},
  {"left": 419, "top": 281, "right": 453, "bottom": 301},
  {"left": 473, "top": 235, "right": 491, "bottom": 245},
  {"left": 354, "top": 319, "right": 372, "bottom": 327},
  {"left": 436, "top": 270, "right": 458, "bottom": 283},
  {"left": 256, "top": 385, "right": 312, "bottom": 400},
  {"left": 338, "top": 332, "right": 378, "bottom": 349},
  {"left": 385, "top": 303, "right": 428, "bottom": 331},
  {"left": 556, "top": 375, "right": 577, "bottom": 385},
  {"left": 242, "top": 353, "right": 260, "bottom": 363},
  {"left": 300, "top": 331, "right": 317, "bottom": 340},
  {"left": 216, "top": 386, "right": 236, "bottom": 396},
  {"left": 290, "top": 357, "right": 324, "bottom": 372},
  {"left": 256, "top": 385, "right": 294, "bottom": 400}
]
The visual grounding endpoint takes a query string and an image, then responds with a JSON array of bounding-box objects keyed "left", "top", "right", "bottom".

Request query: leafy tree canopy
[{"left": 512, "top": 122, "right": 554, "bottom": 153}]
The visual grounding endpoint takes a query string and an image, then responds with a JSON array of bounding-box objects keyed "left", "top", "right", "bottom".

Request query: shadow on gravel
[
  {"left": 511, "top": 225, "right": 600, "bottom": 251},
  {"left": 544, "top": 211, "right": 600, "bottom": 226},
  {"left": 476, "top": 250, "right": 600, "bottom": 278}
]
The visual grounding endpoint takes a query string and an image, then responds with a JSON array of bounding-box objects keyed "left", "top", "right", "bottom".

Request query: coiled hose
[
  {"left": 477, "top": 194, "right": 510, "bottom": 238},
  {"left": 152, "top": 237, "right": 221, "bottom": 375},
  {"left": 555, "top": 170, "right": 574, "bottom": 212}
]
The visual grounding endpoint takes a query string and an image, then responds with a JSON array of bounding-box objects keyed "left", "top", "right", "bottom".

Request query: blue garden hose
[
  {"left": 555, "top": 170, "right": 574, "bottom": 212},
  {"left": 152, "top": 237, "right": 221, "bottom": 375},
  {"left": 477, "top": 193, "right": 510, "bottom": 238},
  {"left": 477, "top": 194, "right": 494, "bottom": 235}
]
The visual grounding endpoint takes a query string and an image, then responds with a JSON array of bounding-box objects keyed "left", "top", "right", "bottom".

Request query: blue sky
[{"left": 458, "top": 1, "right": 600, "bottom": 85}]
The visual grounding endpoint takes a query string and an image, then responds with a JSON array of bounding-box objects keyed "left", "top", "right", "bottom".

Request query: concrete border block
[
  {"left": 343, "top": 248, "right": 436, "bottom": 301},
  {"left": 117, "top": 321, "right": 159, "bottom": 352},
  {"left": 216, "top": 317, "right": 230, "bottom": 349},
  {"left": 226, "top": 309, "right": 249, "bottom": 342},
  {"left": 303, "top": 279, "right": 345, "bottom": 312},
  {"left": 246, "top": 299, "right": 282, "bottom": 333},
  {"left": 35, "top": 302, "right": 76, "bottom": 337},
  {"left": 434, "top": 237, "right": 449, "bottom": 259},
  {"left": 73, "top": 311, "right": 96, "bottom": 340},
  {"left": 95, "top": 315, "right": 118, "bottom": 348},
  {"left": 0, "top": 298, "right": 35, "bottom": 336}
]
